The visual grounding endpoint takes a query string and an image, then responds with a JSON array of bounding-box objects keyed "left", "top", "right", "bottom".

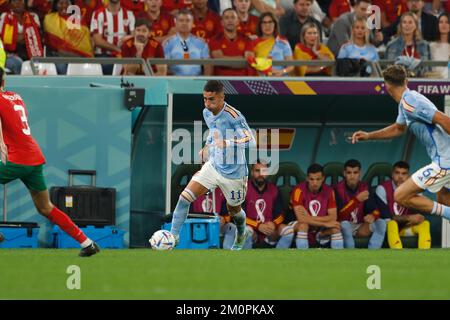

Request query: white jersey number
[{"left": 13, "top": 105, "right": 31, "bottom": 136}]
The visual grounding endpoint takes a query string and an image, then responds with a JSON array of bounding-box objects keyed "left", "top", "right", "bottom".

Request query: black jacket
[{"left": 382, "top": 11, "right": 438, "bottom": 44}]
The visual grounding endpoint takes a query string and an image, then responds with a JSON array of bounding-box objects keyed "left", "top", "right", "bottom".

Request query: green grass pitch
[{"left": 1, "top": 249, "right": 450, "bottom": 300}]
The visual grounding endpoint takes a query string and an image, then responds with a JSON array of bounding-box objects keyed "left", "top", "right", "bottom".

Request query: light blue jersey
[
  {"left": 204, "top": 102, "right": 255, "bottom": 179},
  {"left": 163, "top": 33, "right": 209, "bottom": 76},
  {"left": 337, "top": 42, "right": 379, "bottom": 61},
  {"left": 396, "top": 89, "right": 450, "bottom": 169}
]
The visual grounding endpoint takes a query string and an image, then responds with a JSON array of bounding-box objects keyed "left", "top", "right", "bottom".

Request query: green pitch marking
[{"left": 1, "top": 249, "right": 450, "bottom": 299}]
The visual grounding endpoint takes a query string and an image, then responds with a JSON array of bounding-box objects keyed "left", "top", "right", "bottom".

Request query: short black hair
[
  {"left": 307, "top": 163, "right": 324, "bottom": 175},
  {"left": 344, "top": 159, "right": 361, "bottom": 170},
  {"left": 176, "top": 8, "right": 193, "bottom": 18},
  {"left": 393, "top": 161, "right": 410, "bottom": 170},
  {"left": 135, "top": 18, "right": 151, "bottom": 30},
  {"left": 203, "top": 80, "right": 224, "bottom": 93},
  {"left": 222, "top": 7, "right": 237, "bottom": 17}
]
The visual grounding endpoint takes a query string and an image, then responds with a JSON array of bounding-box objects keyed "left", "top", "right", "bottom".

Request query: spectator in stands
[
  {"left": 430, "top": 12, "right": 449, "bottom": 78},
  {"left": 27, "top": 0, "right": 51, "bottom": 21},
  {"left": 373, "top": 0, "right": 408, "bottom": 28},
  {"left": 328, "top": 0, "right": 351, "bottom": 22},
  {"left": 75, "top": 0, "right": 104, "bottom": 27},
  {"left": 162, "top": 0, "right": 192, "bottom": 15},
  {"left": 0, "top": 0, "right": 43, "bottom": 74},
  {"left": 191, "top": 0, "right": 222, "bottom": 40},
  {"left": 234, "top": 0, "right": 258, "bottom": 39},
  {"left": 294, "top": 22, "right": 334, "bottom": 76},
  {"left": 250, "top": 0, "right": 285, "bottom": 19},
  {"left": 121, "top": 18, "right": 166, "bottom": 75},
  {"left": 327, "top": 0, "right": 382, "bottom": 57},
  {"left": 334, "top": 159, "right": 386, "bottom": 249},
  {"left": 422, "top": 0, "right": 441, "bottom": 16},
  {"left": 91, "top": 0, "right": 135, "bottom": 74},
  {"left": 163, "top": 9, "right": 212, "bottom": 76},
  {"left": 135, "top": 0, "right": 175, "bottom": 43},
  {"left": 44, "top": 0, "right": 94, "bottom": 75},
  {"left": 385, "top": 12, "right": 431, "bottom": 77},
  {"left": 383, "top": 0, "right": 438, "bottom": 43},
  {"left": 375, "top": 161, "right": 431, "bottom": 249},
  {"left": 250, "top": 12, "right": 294, "bottom": 76},
  {"left": 280, "top": 0, "right": 331, "bottom": 28},
  {"left": 280, "top": 0, "right": 322, "bottom": 50},
  {"left": 288, "top": 163, "right": 343, "bottom": 249},
  {"left": 208, "top": 0, "right": 233, "bottom": 15},
  {"left": 222, "top": 160, "right": 285, "bottom": 249},
  {"left": 208, "top": 8, "right": 254, "bottom": 76},
  {"left": 121, "top": 0, "right": 145, "bottom": 17},
  {"left": 336, "top": 16, "right": 379, "bottom": 76}
]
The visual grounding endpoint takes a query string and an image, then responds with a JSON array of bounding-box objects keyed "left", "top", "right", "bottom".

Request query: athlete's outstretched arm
[
  {"left": 352, "top": 123, "right": 407, "bottom": 143},
  {"left": 432, "top": 111, "right": 450, "bottom": 135}
]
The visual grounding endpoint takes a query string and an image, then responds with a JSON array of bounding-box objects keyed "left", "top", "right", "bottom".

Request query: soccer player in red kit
[
  {"left": 208, "top": 8, "right": 254, "bottom": 76},
  {"left": 0, "top": 69, "right": 99, "bottom": 257},
  {"left": 289, "top": 163, "right": 343, "bottom": 249}
]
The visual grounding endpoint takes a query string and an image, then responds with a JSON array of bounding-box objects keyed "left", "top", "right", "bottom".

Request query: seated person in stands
[
  {"left": 222, "top": 160, "right": 285, "bottom": 249},
  {"left": 334, "top": 159, "right": 386, "bottom": 249},
  {"left": 163, "top": 9, "right": 212, "bottom": 76},
  {"left": 234, "top": 0, "right": 259, "bottom": 39},
  {"left": 385, "top": 12, "right": 431, "bottom": 77},
  {"left": 249, "top": 12, "right": 294, "bottom": 76},
  {"left": 121, "top": 18, "right": 167, "bottom": 75},
  {"left": 44, "top": 0, "right": 94, "bottom": 75},
  {"left": 284, "top": 163, "right": 343, "bottom": 249},
  {"left": 429, "top": 13, "right": 450, "bottom": 79},
  {"left": 208, "top": 8, "right": 254, "bottom": 76},
  {"left": 337, "top": 16, "right": 379, "bottom": 77},
  {"left": 293, "top": 22, "right": 334, "bottom": 76},
  {"left": 135, "top": 0, "right": 175, "bottom": 43},
  {"left": 0, "top": 0, "right": 43, "bottom": 74},
  {"left": 375, "top": 161, "right": 431, "bottom": 249}
]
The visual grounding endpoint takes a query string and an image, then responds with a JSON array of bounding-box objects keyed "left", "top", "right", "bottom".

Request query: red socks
[{"left": 48, "top": 206, "right": 87, "bottom": 244}]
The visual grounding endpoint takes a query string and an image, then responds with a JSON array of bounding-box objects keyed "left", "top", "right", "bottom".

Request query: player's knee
[
  {"left": 296, "top": 223, "right": 308, "bottom": 232},
  {"left": 36, "top": 202, "right": 53, "bottom": 216},
  {"left": 227, "top": 204, "right": 241, "bottom": 216}
]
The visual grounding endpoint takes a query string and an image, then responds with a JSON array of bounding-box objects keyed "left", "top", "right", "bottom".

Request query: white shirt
[{"left": 430, "top": 42, "right": 450, "bottom": 79}]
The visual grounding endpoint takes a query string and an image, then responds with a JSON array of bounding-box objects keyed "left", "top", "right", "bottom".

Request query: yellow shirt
[{"left": 293, "top": 44, "right": 334, "bottom": 76}]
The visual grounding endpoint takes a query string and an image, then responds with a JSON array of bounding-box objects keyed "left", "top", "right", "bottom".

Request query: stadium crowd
[
  {"left": 0, "top": 0, "right": 448, "bottom": 77},
  {"left": 191, "top": 159, "right": 432, "bottom": 249}
]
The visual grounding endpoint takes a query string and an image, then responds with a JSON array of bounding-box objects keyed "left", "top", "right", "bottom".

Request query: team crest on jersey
[
  {"left": 202, "top": 197, "right": 213, "bottom": 212},
  {"left": 350, "top": 210, "right": 358, "bottom": 223},
  {"left": 161, "top": 19, "right": 169, "bottom": 30},
  {"left": 238, "top": 40, "right": 245, "bottom": 51},
  {"left": 206, "top": 20, "right": 214, "bottom": 31},
  {"left": 255, "top": 199, "right": 266, "bottom": 222},
  {"left": 309, "top": 200, "right": 321, "bottom": 217},
  {"left": 393, "top": 202, "right": 406, "bottom": 216}
]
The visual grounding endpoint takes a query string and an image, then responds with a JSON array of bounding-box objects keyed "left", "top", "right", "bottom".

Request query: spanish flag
[{"left": 44, "top": 12, "right": 93, "bottom": 57}]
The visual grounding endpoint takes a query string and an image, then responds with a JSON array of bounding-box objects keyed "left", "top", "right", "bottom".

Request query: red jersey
[
  {"left": 237, "top": 14, "right": 258, "bottom": 38},
  {"left": 380, "top": 180, "right": 412, "bottom": 217},
  {"left": 208, "top": 32, "right": 253, "bottom": 76},
  {"left": 334, "top": 180, "right": 368, "bottom": 223},
  {"left": 121, "top": 37, "right": 164, "bottom": 73},
  {"left": 290, "top": 182, "right": 336, "bottom": 217},
  {"left": 328, "top": 0, "right": 351, "bottom": 20},
  {"left": 135, "top": 10, "right": 175, "bottom": 39},
  {"left": 162, "top": 0, "right": 191, "bottom": 11},
  {"left": 0, "top": 91, "right": 45, "bottom": 166},
  {"left": 76, "top": 0, "right": 104, "bottom": 26},
  {"left": 192, "top": 10, "right": 222, "bottom": 40},
  {"left": 191, "top": 188, "right": 225, "bottom": 214},
  {"left": 373, "top": 0, "right": 408, "bottom": 24},
  {"left": 120, "top": 0, "right": 145, "bottom": 17}
]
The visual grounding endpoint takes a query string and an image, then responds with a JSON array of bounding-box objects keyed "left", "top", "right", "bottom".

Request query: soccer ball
[{"left": 149, "top": 230, "right": 176, "bottom": 250}]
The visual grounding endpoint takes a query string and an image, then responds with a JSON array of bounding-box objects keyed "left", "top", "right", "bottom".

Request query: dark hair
[
  {"left": 52, "top": 0, "right": 74, "bottom": 13},
  {"left": 252, "top": 159, "right": 268, "bottom": 169},
  {"left": 382, "top": 64, "right": 408, "bottom": 86},
  {"left": 135, "top": 18, "right": 151, "bottom": 30},
  {"left": 204, "top": 80, "right": 224, "bottom": 93},
  {"left": 222, "top": 7, "right": 237, "bottom": 17},
  {"left": 355, "top": 0, "right": 372, "bottom": 5},
  {"left": 256, "top": 12, "right": 279, "bottom": 37},
  {"left": 393, "top": 161, "right": 410, "bottom": 170},
  {"left": 176, "top": 8, "right": 193, "bottom": 18},
  {"left": 435, "top": 13, "right": 450, "bottom": 43},
  {"left": 344, "top": 159, "right": 361, "bottom": 170},
  {"left": 307, "top": 163, "right": 324, "bottom": 175}
]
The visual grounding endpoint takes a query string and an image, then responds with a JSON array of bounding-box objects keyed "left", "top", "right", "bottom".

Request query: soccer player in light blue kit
[
  {"left": 352, "top": 65, "right": 450, "bottom": 221},
  {"left": 170, "top": 80, "right": 256, "bottom": 250}
]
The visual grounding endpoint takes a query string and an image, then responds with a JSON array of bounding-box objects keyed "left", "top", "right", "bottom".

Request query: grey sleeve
[{"left": 327, "top": 20, "right": 350, "bottom": 55}]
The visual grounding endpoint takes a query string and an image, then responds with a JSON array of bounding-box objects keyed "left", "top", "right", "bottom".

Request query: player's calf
[
  {"left": 295, "top": 223, "right": 309, "bottom": 249},
  {"left": 340, "top": 221, "right": 355, "bottom": 249},
  {"left": 170, "top": 188, "right": 197, "bottom": 238},
  {"left": 276, "top": 223, "right": 294, "bottom": 249},
  {"left": 329, "top": 227, "right": 343, "bottom": 249}
]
